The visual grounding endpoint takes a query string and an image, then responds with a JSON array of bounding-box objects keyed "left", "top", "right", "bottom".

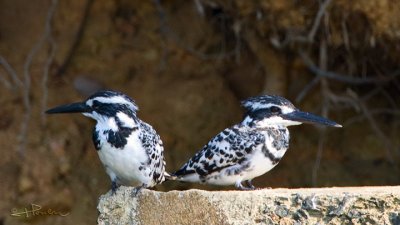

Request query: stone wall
[{"left": 98, "top": 186, "right": 400, "bottom": 225}]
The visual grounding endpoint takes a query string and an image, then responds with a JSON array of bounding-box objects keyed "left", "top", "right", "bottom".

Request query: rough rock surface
[{"left": 98, "top": 186, "right": 400, "bottom": 225}]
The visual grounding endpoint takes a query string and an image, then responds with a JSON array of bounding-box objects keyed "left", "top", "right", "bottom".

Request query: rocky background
[{"left": 0, "top": 0, "right": 399, "bottom": 224}]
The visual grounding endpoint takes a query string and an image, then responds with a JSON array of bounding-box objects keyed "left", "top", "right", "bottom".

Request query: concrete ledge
[{"left": 97, "top": 186, "right": 400, "bottom": 225}]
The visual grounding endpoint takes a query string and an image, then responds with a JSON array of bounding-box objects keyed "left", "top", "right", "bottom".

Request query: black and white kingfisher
[
  {"left": 172, "top": 95, "right": 342, "bottom": 190},
  {"left": 46, "top": 90, "right": 168, "bottom": 195}
]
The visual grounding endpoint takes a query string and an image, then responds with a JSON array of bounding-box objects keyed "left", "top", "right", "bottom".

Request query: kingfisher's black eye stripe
[
  {"left": 93, "top": 102, "right": 137, "bottom": 118},
  {"left": 247, "top": 108, "right": 270, "bottom": 120},
  {"left": 247, "top": 106, "right": 281, "bottom": 121},
  {"left": 270, "top": 106, "right": 281, "bottom": 113}
]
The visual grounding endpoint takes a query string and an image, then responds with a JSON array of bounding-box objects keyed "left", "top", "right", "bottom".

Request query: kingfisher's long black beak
[
  {"left": 46, "top": 102, "right": 92, "bottom": 114},
  {"left": 282, "top": 110, "right": 342, "bottom": 127}
]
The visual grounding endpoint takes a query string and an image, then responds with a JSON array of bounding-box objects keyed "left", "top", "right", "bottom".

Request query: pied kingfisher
[
  {"left": 172, "top": 95, "right": 341, "bottom": 190},
  {"left": 46, "top": 90, "right": 168, "bottom": 195}
]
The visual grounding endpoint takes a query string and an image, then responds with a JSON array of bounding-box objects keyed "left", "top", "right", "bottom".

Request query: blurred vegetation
[{"left": 0, "top": 0, "right": 399, "bottom": 224}]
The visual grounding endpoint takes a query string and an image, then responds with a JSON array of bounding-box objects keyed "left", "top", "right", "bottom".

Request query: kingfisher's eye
[
  {"left": 92, "top": 101, "right": 101, "bottom": 110},
  {"left": 270, "top": 106, "right": 281, "bottom": 113}
]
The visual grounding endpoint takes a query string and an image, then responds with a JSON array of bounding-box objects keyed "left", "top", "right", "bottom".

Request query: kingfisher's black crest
[
  {"left": 89, "top": 90, "right": 132, "bottom": 99},
  {"left": 87, "top": 90, "right": 137, "bottom": 107},
  {"left": 46, "top": 90, "right": 167, "bottom": 196},
  {"left": 241, "top": 95, "right": 295, "bottom": 113},
  {"left": 172, "top": 94, "right": 341, "bottom": 190}
]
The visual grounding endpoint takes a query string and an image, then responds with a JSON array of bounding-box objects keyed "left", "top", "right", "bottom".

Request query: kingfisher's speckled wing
[{"left": 173, "top": 125, "right": 265, "bottom": 179}]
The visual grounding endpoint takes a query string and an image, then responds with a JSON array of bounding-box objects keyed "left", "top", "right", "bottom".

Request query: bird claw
[
  {"left": 239, "top": 187, "right": 255, "bottom": 191},
  {"left": 244, "top": 180, "right": 256, "bottom": 190},
  {"left": 111, "top": 180, "right": 119, "bottom": 195},
  {"left": 236, "top": 180, "right": 257, "bottom": 191},
  {"left": 130, "top": 184, "right": 146, "bottom": 197}
]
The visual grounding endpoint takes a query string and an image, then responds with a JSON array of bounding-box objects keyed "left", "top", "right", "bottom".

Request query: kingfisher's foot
[
  {"left": 244, "top": 180, "right": 256, "bottom": 190},
  {"left": 235, "top": 181, "right": 256, "bottom": 191},
  {"left": 131, "top": 184, "right": 147, "bottom": 197},
  {"left": 111, "top": 180, "right": 120, "bottom": 195}
]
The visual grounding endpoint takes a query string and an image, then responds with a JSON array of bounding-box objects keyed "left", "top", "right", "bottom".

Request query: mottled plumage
[
  {"left": 173, "top": 95, "right": 341, "bottom": 190},
  {"left": 47, "top": 90, "right": 167, "bottom": 195}
]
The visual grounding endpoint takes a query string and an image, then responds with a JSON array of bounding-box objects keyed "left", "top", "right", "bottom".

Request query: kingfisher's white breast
[
  {"left": 97, "top": 129, "right": 152, "bottom": 186},
  {"left": 244, "top": 130, "right": 288, "bottom": 179}
]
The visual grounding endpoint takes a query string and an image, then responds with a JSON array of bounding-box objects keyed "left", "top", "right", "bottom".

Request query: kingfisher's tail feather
[{"left": 164, "top": 172, "right": 177, "bottom": 181}]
